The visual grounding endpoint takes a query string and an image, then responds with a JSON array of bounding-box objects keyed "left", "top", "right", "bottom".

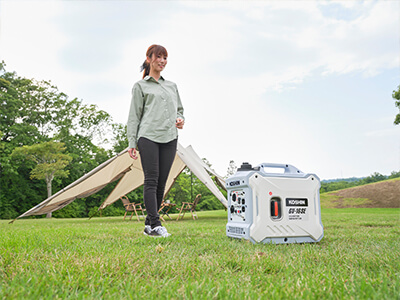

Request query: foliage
[
  {"left": 11, "top": 141, "right": 72, "bottom": 198},
  {"left": 166, "top": 166, "right": 226, "bottom": 213},
  {"left": 0, "top": 62, "right": 126, "bottom": 219},
  {"left": 388, "top": 170, "right": 400, "bottom": 179},
  {"left": 0, "top": 209, "right": 399, "bottom": 299},
  {"left": 393, "top": 85, "right": 400, "bottom": 125},
  {"left": 322, "top": 176, "right": 363, "bottom": 183},
  {"left": 110, "top": 123, "right": 128, "bottom": 154}
]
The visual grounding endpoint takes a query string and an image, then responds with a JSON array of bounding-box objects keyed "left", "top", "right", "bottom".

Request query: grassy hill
[{"left": 320, "top": 177, "right": 400, "bottom": 209}]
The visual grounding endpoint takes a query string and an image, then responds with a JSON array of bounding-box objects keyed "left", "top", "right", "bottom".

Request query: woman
[{"left": 127, "top": 44, "right": 184, "bottom": 237}]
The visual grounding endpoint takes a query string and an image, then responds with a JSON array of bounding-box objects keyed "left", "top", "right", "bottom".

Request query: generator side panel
[
  {"left": 249, "top": 173, "right": 324, "bottom": 244},
  {"left": 226, "top": 174, "right": 254, "bottom": 241}
]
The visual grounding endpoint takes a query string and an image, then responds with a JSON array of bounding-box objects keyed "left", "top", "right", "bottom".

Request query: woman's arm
[
  {"left": 175, "top": 85, "right": 184, "bottom": 129},
  {"left": 176, "top": 85, "right": 184, "bottom": 121},
  {"left": 127, "top": 83, "right": 144, "bottom": 150}
]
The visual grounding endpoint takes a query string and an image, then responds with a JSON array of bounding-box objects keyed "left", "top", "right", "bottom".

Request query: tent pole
[
  {"left": 191, "top": 170, "right": 193, "bottom": 202},
  {"left": 88, "top": 209, "right": 100, "bottom": 220}
]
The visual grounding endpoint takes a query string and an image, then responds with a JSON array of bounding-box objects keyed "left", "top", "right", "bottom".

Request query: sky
[{"left": 1, "top": 0, "right": 399, "bottom": 180}]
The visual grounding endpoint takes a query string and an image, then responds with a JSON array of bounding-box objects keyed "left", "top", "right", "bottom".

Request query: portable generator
[{"left": 226, "top": 162, "right": 323, "bottom": 244}]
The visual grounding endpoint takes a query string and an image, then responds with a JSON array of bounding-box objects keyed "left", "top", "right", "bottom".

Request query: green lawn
[{"left": 1, "top": 209, "right": 399, "bottom": 299}]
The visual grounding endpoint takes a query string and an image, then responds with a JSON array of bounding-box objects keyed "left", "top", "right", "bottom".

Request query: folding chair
[
  {"left": 158, "top": 200, "right": 177, "bottom": 221},
  {"left": 120, "top": 196, "right": 145, "bottom": 221},
  {"left": 176, "top": 194, "right": 201, "bottom": 220}
]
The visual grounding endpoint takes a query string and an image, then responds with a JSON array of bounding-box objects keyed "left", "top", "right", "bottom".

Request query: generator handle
[{"left": 257, "top": 163, "right": 303, "bottom": 175}]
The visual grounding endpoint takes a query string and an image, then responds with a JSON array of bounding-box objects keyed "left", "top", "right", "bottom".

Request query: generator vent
[{"left": 228, "top": 226, "right": 245, "bottom": 235}]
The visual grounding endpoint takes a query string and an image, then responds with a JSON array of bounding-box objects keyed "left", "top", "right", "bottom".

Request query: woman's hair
[{"left": 141, "top": 44, "right": 168, "bottom": 79}]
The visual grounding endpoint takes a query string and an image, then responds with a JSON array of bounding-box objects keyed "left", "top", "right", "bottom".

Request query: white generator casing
[{"left": 226, "top": 163, "right": 324, "bottom": 244}]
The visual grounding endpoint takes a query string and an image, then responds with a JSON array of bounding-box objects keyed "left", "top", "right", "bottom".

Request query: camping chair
[
  {"left": 176, "top": 194, "right": 201, "bottom": 221},
  {"left": 120, "top": 196, "right": 146, "bottom": 221},
  {"left": 158, "top": 200, "right": 177, "bottom": 221}
]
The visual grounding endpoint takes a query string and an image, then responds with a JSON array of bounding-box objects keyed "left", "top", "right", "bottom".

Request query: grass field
[{"left": 1, "top": 209, "right": 399, "bottom": 299}]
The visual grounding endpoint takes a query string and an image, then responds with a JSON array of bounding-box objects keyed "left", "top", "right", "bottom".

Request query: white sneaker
[
  {"left": 148, "top": 226, "right": 171, "bottom": 238},
  {"left": 143, "top": 225, "right": 152, "bottom": 235}
]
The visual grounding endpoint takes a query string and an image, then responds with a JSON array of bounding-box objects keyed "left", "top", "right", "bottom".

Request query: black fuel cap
[{"left": 238, "top": 162, "right": 252, "bottom": 171}]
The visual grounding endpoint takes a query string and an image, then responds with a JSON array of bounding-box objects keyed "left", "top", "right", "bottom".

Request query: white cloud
[
  {"left": 251, "top": 1, "right": 398, "bottom": 79},
  {"left": 168, "top": 1, "right": 399, "bottom": 100}
]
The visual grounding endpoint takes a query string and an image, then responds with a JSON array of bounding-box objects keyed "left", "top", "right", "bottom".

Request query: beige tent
[{"left": 12, "top": 143, "right": 228, "bottom": 221}]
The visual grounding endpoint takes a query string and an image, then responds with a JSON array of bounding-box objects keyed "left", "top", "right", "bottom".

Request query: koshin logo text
[{"left": 286, "top": 198, "right": 308, "bottom": 207}]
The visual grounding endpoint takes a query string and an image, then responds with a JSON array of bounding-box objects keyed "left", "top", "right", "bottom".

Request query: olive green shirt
[{"left": 127, "top": 76, "right": 184, "bottom": 149}]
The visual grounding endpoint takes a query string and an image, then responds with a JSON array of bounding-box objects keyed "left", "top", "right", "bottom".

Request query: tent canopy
[{"left": 13, "top": 143, "right": 227, "bottom": 221}]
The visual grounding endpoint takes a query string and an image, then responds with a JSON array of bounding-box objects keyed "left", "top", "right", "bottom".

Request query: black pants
[{"left": 137, "top": 137, "right": 177, "bottom": 228}]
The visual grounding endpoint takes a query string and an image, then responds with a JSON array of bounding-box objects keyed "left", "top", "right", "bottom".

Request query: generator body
[{"left": 226, "top": 162, "right": 324, "bottom": 244}]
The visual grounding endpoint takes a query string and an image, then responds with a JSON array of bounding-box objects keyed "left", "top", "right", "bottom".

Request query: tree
[
  {"left": 393, "top": 85, "right": 400, "bottom": 125},
  {"left": 111, "top": 123, "right": 128, "bottom": 154},
  {"left": 226, "top": 160, "right": 237, "bottom": 178},
  {"left": 388, "top": 171, "right": 400, "bottom": 179},
  {"left": 1, "top": 62, "right": 116, "bottom": 219},
  {"left": 12, "top": 141, "right": 72, "bottom": 218},
  {"left": 1, "top": 62, "right": 51, "bottom": 219}
]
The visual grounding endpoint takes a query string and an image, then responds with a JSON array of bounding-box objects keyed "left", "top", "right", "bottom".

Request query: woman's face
[{"left": 148, "top": 53, "right": 167, "bottom": 73}]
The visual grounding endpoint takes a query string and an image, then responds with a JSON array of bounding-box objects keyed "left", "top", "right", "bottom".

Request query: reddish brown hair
[{"left": 141, "top": 44, "right": 168, "bottom": 79}]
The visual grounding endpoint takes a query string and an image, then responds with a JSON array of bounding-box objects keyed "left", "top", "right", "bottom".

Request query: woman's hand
[
  {"left": 176, "top": 118, "right": 185, "bottom": 129},
  {"left": 128, "top": 148, "right": 138, "bottom": 160}
]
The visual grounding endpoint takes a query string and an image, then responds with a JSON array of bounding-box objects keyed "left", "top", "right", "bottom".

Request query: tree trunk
[{"left": 46, "top": 176, "right": 52, "bottom": 218}]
